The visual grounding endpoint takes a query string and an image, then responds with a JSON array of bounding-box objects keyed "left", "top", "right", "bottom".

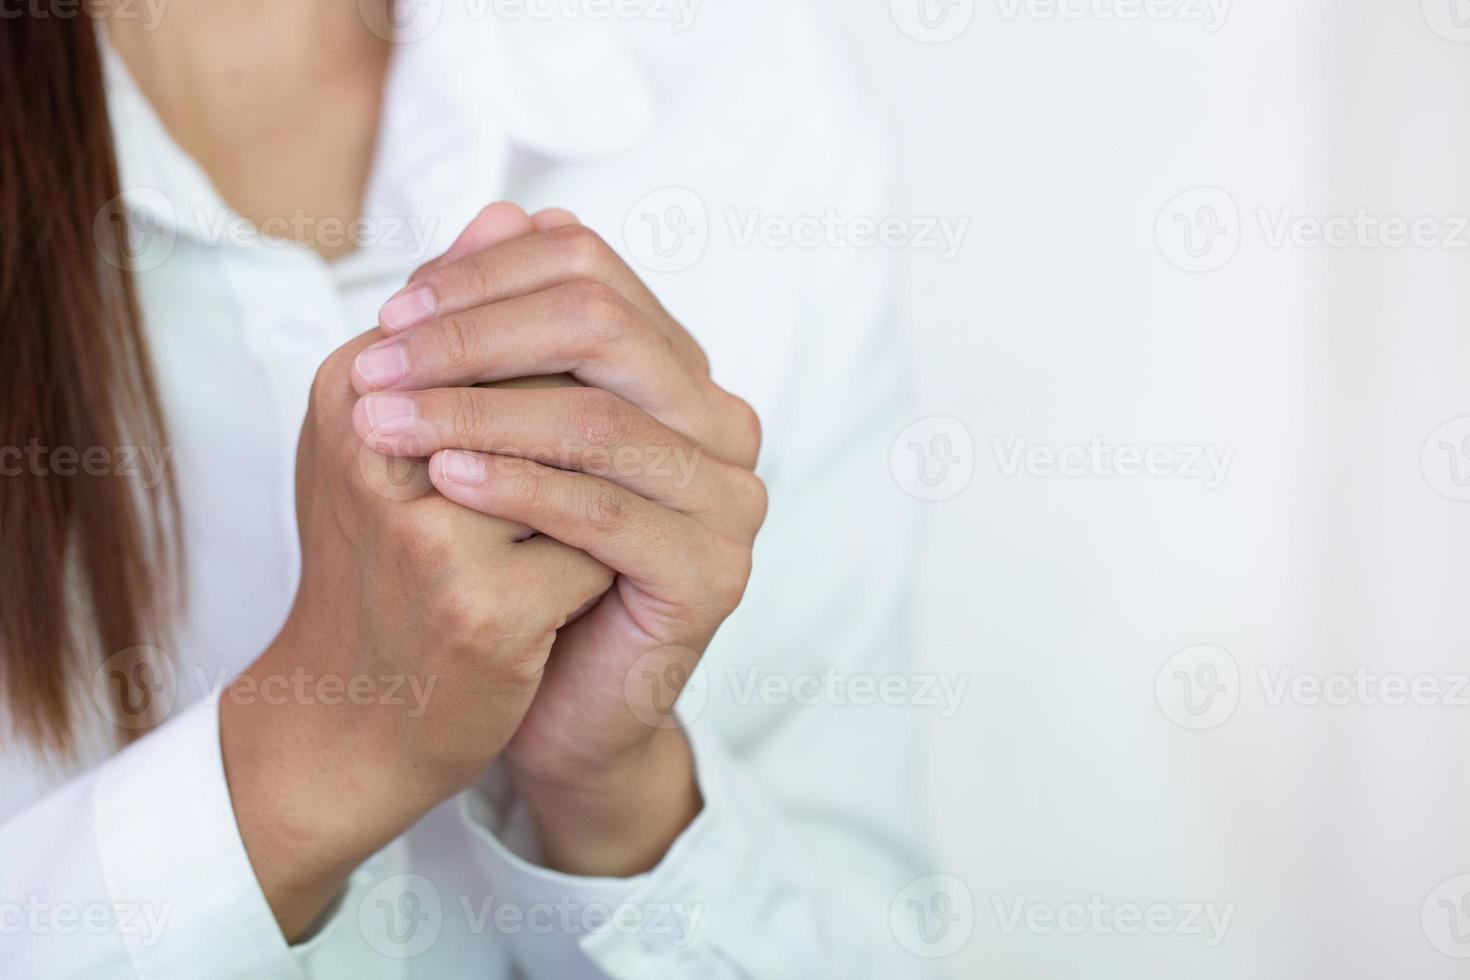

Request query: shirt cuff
[
  {"left": 94, "top": 697, "right": 302, "bottom": 980},
  {"left": 460, "top": 717, "right": 771, "bottom": 980}
]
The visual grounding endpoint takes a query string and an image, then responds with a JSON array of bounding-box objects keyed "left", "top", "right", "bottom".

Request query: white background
[{"left": 811, "top": 1, "right": 1470, "bottom": 976}]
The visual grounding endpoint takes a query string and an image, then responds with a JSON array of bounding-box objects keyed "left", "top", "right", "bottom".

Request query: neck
[{"left": 103, "top": 0, "right": 389, "bottom": 113}]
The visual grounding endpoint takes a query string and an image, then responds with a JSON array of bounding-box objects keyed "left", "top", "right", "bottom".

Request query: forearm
[{"left": 218, "top": 629, "right": 456, "bottom": 941}]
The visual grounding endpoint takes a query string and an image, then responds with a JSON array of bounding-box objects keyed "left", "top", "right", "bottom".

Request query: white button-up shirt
[{"left": 2, "top": 5, "right": 931, "bottom": 978}]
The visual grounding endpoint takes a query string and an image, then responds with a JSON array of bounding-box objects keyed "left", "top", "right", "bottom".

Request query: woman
[{"left": 2, "top": 1, "right": 927, "bottom": 976}]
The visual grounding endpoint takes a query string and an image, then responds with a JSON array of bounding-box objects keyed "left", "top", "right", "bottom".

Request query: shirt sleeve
[
  {"left": 0, "top": 698, "right": 347, "bottom": 980},
  {"left": 461, "top": 150, "right": 941, "bottom": 977}
]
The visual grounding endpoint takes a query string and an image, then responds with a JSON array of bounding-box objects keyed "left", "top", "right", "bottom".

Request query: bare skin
[
  {"left": 107, "top": 3, "right": 764, "bottom": 941},
  {"left": 106, "top": 0, "right": 389, "bottom": 261}
]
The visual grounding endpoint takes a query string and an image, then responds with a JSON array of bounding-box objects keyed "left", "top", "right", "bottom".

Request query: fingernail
[
  {"left": 363, "top": 394, "right": 417, "bottom": 436},
  {"left": 379, "top": 285, "right": 435, "bottom": 333},
  {"left": 354, "top": 343, "right": 408, "bottom": 389},
  {"left": 438, "top": 450, "right": 487, "bottom": 486}
]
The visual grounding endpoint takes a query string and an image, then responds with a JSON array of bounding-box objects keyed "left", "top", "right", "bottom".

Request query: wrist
[
  {"left": 511, "top": 728, "right": 702, "bottom": 878},
  {"left": 219, "top": 630, "right": 450, "bottom": 940}
]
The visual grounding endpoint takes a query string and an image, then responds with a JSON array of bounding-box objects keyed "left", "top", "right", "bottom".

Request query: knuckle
[
  {"left": 702, "top": 546, "right": 752, "bottom": 612},
  {"left": 547, "top": 223, "right": 614, "bottom": 278},
  {"left": 585, "top": 485, "right": 629, "bottom": 533},
  {"left": 569, "top": 388, "right": 627, "bottom": 452},
  {"left": 728, "top": 393, "right": 763, "bottom": 461},
  {"left": 561, "top": 280, "right": 632, "bottom": 347},
  {"left": 431, "top": 312, "right": 475, "bottom": 367},
  {"left": 737, "top": 470, "right": 769, "bottom": 527},
  {"left": 448, "top": 389, "right": 483, "bottom": 443},
  {"left": 502, "top": 465, "right": 544, "bottom": 511}
]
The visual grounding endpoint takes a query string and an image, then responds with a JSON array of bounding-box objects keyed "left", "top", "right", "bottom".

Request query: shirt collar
[{"left": 101, "top": 11, "right": 653, "bottom": 255}]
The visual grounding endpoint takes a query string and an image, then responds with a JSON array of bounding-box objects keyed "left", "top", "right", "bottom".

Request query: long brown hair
[{"left": 0, "top": 17, "right": 179, "bottom": 756}]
